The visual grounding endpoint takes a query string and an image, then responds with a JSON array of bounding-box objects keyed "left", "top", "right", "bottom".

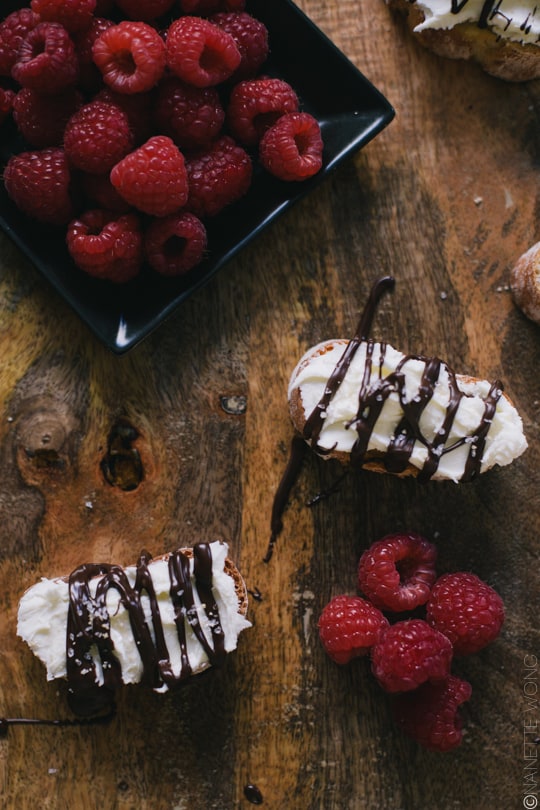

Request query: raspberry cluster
[
  {"left": 317, "top": 532, "right": 505, "bottom": 752},
  {"left": 0, "top": 1, "right": 324, "bottom": 283}
]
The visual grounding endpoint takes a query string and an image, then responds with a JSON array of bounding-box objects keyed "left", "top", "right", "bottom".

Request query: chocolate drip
[
  {"left": 0, "top": 707, "right": 116, "bottom": 736},
  {"left": 244, "top": 783, "right": 264, "bottom": 804},
  {"left": 462, "top": 379, "right": 502, "bottom": 481},
  {"left": 303, "top": 277, "right": 395, "bottom": 443},
  {"left": 264, "top": 435, "right": 307, "bottom": 562},
  {"left": 478, "top": 1, "right": 497, "bottom": 29},
  {"left": 66, "top": 543, "right": 225, "bottom": 713}
]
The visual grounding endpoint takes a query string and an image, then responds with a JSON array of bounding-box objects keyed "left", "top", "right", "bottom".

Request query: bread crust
[
  {"left": 386, "top": 0, "right": 540, "bottom": 82},
  {"left": 510, "top": 242, "right": 540, "bottom": 325}
]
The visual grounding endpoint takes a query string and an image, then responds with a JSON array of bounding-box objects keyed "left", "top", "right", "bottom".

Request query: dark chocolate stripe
[{"left": 66, "top": 543, "right": 226, "bottom": 711}]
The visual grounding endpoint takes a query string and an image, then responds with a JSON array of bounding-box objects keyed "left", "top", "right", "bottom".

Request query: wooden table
[{"left": 1, "top": 1, "right": 539, "bottom": 807}]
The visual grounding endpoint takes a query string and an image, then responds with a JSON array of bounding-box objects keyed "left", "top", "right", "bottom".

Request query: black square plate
[{"left": 0, "top": 0, "right": 394, "bottom": 353}]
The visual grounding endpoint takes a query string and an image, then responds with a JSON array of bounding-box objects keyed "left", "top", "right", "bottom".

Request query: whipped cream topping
[
  {"left": 290, "top": 339, "right": 527, "bottom": 482},
  {"left": 410, "top": 0, "right": 540, "bottom": 46},
  {"left": 17, "top": 541, "right": 251, "bottom": 692}
]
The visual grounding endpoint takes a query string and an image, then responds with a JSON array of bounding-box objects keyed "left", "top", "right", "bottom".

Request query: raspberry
[
  {"left": 64, "top": 100, "right": 134, "bottom": 174},
  {"left": 110, "top": 135, "right": 189, "bottom": 217},
  {"left": 179, "top": 1, "right": 246, "bottom": 13},
  {"left": 318, "top": 595, "right": 389, "bottom": 665},
  {"left": 30, "top": 0, "right": 97, "bottom": 34},
  {"left": 371, "top": 619, "right": 453, "bottom": 693},
  {"left": 154, "top": 76, "right": 224, "bottom": 150},
  {"left": 0, "top": 86, "right": 15, "bottom": 126},
  {"left": 0, "top": 9, "right": 39, "bottom": 77},
  {"left": 426, "top": 572, "right": 505, "bottom": 655},
  {"left": 92, "top": 21, "right": 166, "bottom": 95},
  {"left": 393, "top": 675, "right": 472, "bottom": 752},
  {"left": 144, "top": 212, "right": 207, "bottom": 276},
  {"left": 3, "top": 147, "right": 75, "bottom": 226},
  {"left": 186, "top": 135, "right": 252, "bottom": 218},
  {"left": 211, "top": 12, "right": 269, "bottom": 80},
  {"left": 114, "top": 0, "right": 176, "bottom": 21},
  {"left": 166, "top": 16, "right": 241, "bottom": 88},
  {"left": 12, "top": 22, "right": 79, "bottom": 95},
  {"left": 13, "top": 87, "right": 82, "bottom": 148},
  {"left": 227, "top": 77, "right": 299, "bottom": 146},
  {"left": 259, "top": 112, "right": 323, "bottom": 182},
  {"left": 66, "top": 209, "right": 142, "bottom": 283},
  {"left": 357, "top": 533, "right": 438, "bottom": 613},
  {"left": 72, "top": 15, "right": 114, "bottom": 92}
]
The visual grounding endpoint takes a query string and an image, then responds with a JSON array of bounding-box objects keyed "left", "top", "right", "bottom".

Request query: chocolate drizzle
[
  {"left": 267, "top": 276, "right": 505, "bottom": 559},
  {"left": 303, "top": 280, "right": 503, "bottom": 482},
  {"left": 66, "top": 543, "right": 226, "bottom": 714}
]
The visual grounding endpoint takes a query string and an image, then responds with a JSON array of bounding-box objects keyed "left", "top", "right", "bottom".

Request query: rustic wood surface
[{"left": 0, "top": 1, "right": 539, "bottom": 808}]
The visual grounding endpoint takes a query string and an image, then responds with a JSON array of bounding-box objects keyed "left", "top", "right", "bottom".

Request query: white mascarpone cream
[
  {"left": 17, "top": 540, "right": 251, "bottom": 689},
  {"left": 410, "top": 0, "right": 540, "bottom": 46},
  {"left": 289, "top": 340, "right": 527, "bottom": 482}
]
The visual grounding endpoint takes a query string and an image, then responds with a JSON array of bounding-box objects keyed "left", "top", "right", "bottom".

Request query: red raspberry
[
  {"left": 114, "top": 0, "right": 176, "bottom": 21},
  {"left": 64, "top": 100, "right": 134, "bottom": 174},
  {"left": 0, "top": 9, "right": 39, "bottom": 77},
  {"left": 357, "top": 532, "right": 438, "bottom": 613},
  {"left": 66, "top": 209, "right": 142, "bottom": 283},
  {"left": 166, "top": 16, "right": 241, "bottom": 88},
  {"left": 318, "top": 595, "right": 389, "bottom": 665},
  {"left": 72, "top": 16, "right": 114, "bottom": 92},
  {"left": 179, "top": 1, "right": 246, "bottom": 12},
  {"left": 144, "top": 212, "right": 207, "bottom": 276},
  {"left": 13, "top": 87, "right": 82, "bottom": 148},
  {"left": 12, "top": 22, "right": 79, "bottom": 95},
  {"left": 211, "top": 12, "right": 269, "bottom": 80},
  {"left": 92, "top": 21, "right": 166, "bottom": 95},
  {"left": 371, "top": 619, "right": 453, "bottom": 693},
  {"left": 393, "top": 675, "right": 472, "bottom": 752},
  {"left": 95, "top": 87, "right": 154, "bottom": 145},
  {"left": 3, "top": 147, "right": 75, "bottom": 226},
  {"left": 30, "top": 0, "right": 96, "bottom": 34},
  {"left": 186, "top": 135, "right": 252, "bottom": 218},
  {"left": 227, "top": 77, "right": 299, "bottom": 146},
  {"left": 259, "top": 112, "right": 323, "bottom": 182},
  {"left": 426, "top": 572, "right": 505, "bottom": 655},
  {"left": 110, "top": 135, "right": 189, "bottom": 217},
  {"left": 0, "top": 86, "right": 15, "bottom": 126},
  {"left": 81, "top": 172, "right": 132, "bottom": 213},
  {"left": 154, "top": 76, "right": 224, "bottom": 151}
]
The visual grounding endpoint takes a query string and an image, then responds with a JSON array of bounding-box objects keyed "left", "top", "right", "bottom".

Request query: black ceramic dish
[{"left": 0, "top": 0, "right": 395, "bottom": 353}]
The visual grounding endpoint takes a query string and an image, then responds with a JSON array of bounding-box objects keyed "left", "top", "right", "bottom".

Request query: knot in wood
[
  {"left": 101, "top": 420, "right": 144, "bottom": 492},
  {"left": 15, "top": 407, "right": 77, "bottom": 471}
]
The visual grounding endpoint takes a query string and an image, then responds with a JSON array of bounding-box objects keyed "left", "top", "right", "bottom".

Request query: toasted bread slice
[
  {"left": 387, "top": 0, "right": 540, "bottom": 82},
  {"left": 289, "top": 338, "right": 527, "bottom": 482}
]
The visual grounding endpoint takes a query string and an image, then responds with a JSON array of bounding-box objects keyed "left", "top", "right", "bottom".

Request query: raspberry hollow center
[
  {"left": 113, "top": 49, "right": 137, "bottom": 77},
  {"left": 163, "top": 235, "right": 188, "bottom": 258},
  {"left": 199, "top": 45, "right": 226, "bottom": 74}
]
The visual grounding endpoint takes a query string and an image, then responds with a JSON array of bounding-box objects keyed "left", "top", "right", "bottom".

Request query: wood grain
[{"left": 0, "top": 1, "right": 539, "bottom": 808}]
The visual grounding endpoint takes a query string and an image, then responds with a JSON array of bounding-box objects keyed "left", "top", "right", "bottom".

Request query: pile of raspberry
[
  {"left": 317, "top": 532, "right": 505, "bottom": 752},
  {"left": 0, "top": 0, "right": 324, "bottom": 283}
]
